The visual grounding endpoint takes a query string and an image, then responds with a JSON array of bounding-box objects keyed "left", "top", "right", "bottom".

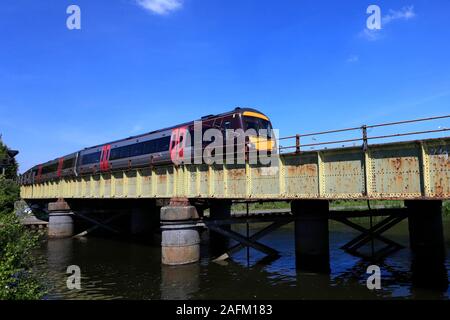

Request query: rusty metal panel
[
  {"left": 197, "top": 164, "right": 209, "bottom": 197},
  {"left": 126, "top": 171, "right": 137, "bottom": 198},
  {"left": 427, "top": 141, "right": 450, "bottom": 198},
  {"left": 103, "top": 173, "right": 111, "bottom": 198},
  {"left": 281, "top": 154, "right": 319, "bottom": 198},
  {"left": 212, "top": 164, "right": 225, "bottom": 198},
  {"left": 185, "top": 165, "right": 197, "bottom": 197},
  {"left": 223, "top": 163, "right": 247, "bottom": 198},
  {"left": 250, "top": 164, "right": 280, "bottom": 198},
  {"left": 111, "top": 172, "right": 122, "bottom": 197},
  {"left": 321, "top": 150, "right": 365, "bottom": 198},
  {"left": 138, "top": 168, "right": 150, "bottom": 197},
  {"left": 91, "top": 175, "right": 100, "bottom": 198},
  {"left": 370, "top": 144, "right": 422, "bottom": 198}
]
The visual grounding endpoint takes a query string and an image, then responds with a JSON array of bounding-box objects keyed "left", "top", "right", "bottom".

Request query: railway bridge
[{"left": 20, "top": 116, "right": 450, "bottom": 279}]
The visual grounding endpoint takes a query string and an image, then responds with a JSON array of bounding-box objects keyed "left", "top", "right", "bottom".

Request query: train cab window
[
  {"left": 81, "top": 152, "right": 101, "bottom": 165},
  {"left": 244, "top": 117, "right": 273, "bottom": 137}
]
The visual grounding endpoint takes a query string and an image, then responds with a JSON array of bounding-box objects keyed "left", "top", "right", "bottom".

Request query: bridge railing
[{"left": 278, "top": 114, "right": 450, "bottom": 154}]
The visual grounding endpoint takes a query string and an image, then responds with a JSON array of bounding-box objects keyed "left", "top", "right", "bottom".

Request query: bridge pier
[
  {"left": 291, "top": 200, "right": 330, "bottom": 273},
  {"left": 48, "top": 199, "right": 74, "bottom": 238},
  {"left": 406, "top": 200, "right": 448, "bottom": 290},
  {"left": 160, "top": 199, "right": 200, "bottom": 265},
  {"left": 209, "top": 200, "right": 232, "bottom": 258}
]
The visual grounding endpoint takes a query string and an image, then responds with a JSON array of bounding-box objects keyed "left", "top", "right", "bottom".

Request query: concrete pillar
[
  {"left": 48, "top": 199, "right": 74, "bottom": 238},
  {"left": 291, "top": 200, "right": 330, "bottom": 273},
  {"left": 406, "top": 200, "right": 448, "bottom": 290},
  {"left": 209, "top": 200, "right": 232, "bottom": 258},
  {"left": 160, "top": 199, "right": 200, "bottom": 265}
]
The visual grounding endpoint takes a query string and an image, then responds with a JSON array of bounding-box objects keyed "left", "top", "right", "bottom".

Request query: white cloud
[
  {"left": 131, "top": 124, "right": 144, "bottom": 133},
  {"left": 358, "top": 28, "right": 383, "bottom": 41},
  {"left": 346, "top": 55, "right": 359, "bottom": 63},
  {"left": 136, "top": 0, "right": 183, "bottom": 15},
  {"left": 382, "top": 6, "right": 416, "bottom": 25}
]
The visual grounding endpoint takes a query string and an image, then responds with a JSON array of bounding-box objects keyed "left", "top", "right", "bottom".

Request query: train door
[
  {"left": 57, "top": 157, "right": 64, "bottom": 178},
  {"left": 100, "top": 145, "right": 111, "bottom": 171},
  {"left": 36, "top": 165, "right": 42, "bottom": 183},
  {"left": 170, "top": 127, "right": 188, "bottom": 164}
]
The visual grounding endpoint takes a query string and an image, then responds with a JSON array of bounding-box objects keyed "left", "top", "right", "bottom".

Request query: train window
[
  {"left": 244, "top": 117, "right": 272, "bottom": 136},
  {"left": 121, "top": 146, "right": 130, "bottom": 159},
  {"left": 63, "top": 158, "right": 75, "bottom": 169},
  {"left": 143, "top": 140, "right": 155, "bottom": 154},
  {"left": 42, "top": 163, "right": 58, "bottom": 174},
  {"left": 131, "top": 143, "right": 143, "bottom": 157},
  {"left": 156, "top": 136, "right": 170, "bottom": 152},
  {"left": 81, "top": 152, "right": 101, "bottom": 165},
  {"left": 108, "top": 136, "right": 171, "bottom": 161}
]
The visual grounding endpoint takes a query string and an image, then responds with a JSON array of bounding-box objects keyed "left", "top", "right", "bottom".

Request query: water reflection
[
  {"left": 161, "top": 264, "right": 200, "bottom": 300},
  {"left": 32, "top": 220, "right": 450, "bottom": 300}
]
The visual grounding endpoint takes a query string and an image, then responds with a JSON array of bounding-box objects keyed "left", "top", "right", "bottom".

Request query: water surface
[{"left": 33, "top": 219, "right": 450, "bottom": 300}]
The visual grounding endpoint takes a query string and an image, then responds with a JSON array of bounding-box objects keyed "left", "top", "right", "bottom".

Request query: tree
[
  {"left": 0, "top": 137, "right": 19, "bottom": 180},
  {"left": 0, "top": 138, "right": 44, "bottom": 299}
]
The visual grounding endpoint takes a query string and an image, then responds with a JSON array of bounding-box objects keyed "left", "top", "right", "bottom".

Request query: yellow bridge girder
[{"left": 21, "top": 138, "right": 450, "bottom": 201}]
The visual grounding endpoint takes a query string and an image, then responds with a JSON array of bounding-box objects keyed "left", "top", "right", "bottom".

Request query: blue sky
[{"left": 0, "top": 0, "right": 449, "bottom": 172}]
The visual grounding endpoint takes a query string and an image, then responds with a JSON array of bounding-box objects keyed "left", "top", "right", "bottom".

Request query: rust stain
[
  {"left": 228, "top": 169, "right": 245, "bottom": 179},
  {"left": 390, "top": 158, "right": 403, "bottom": 171},
  {"left": 435, "top": 178, "right": 444, "bottom": 196},
  {"left": 287, "top": 164, "right": 316, "bottom": 176}
]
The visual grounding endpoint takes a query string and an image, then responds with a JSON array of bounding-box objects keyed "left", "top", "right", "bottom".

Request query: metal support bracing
[
  {"left": 211, "top": 219, "right": 292, "bottom": 262},
  {"left": 333, "top": 211, "right": 408, "bottom": 260},
  {"left": 73, "top": 211, "right": 129, "bottom": 237},
  {"left": 203, "top": 211, "right": 295, "bottom": 264},
  {"left": 74, "top": 211, "right": 122, "bottom": 234},
  {"left": 207, "top": 225, "right": 279, "bottom": 258}
]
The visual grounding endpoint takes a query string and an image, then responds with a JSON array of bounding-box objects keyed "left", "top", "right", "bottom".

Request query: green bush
[
  {"left": 443, "top": 201, "right": 450, "bottom": 216},
  {"left": 0, "top": 142, "right": 44, "bottom": 299},
  {"left": 0, "top": 212, "right": 43, "bottom": 299},
  {"left": 0, "top": 177, "right": 20, "bottom": 215}
]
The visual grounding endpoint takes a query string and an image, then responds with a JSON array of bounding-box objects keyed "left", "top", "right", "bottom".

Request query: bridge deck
[{"left": 21, "top": 137, "right": 450, "bottom": 201}]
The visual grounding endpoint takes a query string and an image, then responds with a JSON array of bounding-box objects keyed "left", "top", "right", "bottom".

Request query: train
[{"left": 20, "top": 108, "right": 275, "bottom": 185}]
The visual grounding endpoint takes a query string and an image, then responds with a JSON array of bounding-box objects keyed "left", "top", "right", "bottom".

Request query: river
[{"left": 32, "top": 219, "right": 450, "bottom": 300}]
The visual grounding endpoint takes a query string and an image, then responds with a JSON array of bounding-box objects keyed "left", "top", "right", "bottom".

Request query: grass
[{"left": 230, "top": 199, "right": 450, "bottom": 218}]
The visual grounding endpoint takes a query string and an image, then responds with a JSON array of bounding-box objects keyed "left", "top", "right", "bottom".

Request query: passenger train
[{"left": 20, "top": 108, "right": 275, "bottom": 185}]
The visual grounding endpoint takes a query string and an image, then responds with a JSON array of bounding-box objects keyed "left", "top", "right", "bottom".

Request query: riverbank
[{"left": 230, "top": 200, "right": 450, "bottom": 217}]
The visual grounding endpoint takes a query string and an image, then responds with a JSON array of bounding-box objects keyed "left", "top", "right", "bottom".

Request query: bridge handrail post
[
  {"left": 295, "top": 134, "right": 301, "bottom": 153},
  {"left": 362, "top": 125, "right": 368, "bottom": 151}
]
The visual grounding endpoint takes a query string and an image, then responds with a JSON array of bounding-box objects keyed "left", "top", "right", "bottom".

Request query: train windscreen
[{"left": 244, "top": 116, "right": 273, "bottom": 137}]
